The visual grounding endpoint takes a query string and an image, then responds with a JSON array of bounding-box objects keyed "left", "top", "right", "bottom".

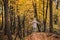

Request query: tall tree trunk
[
  {"left": 43, "top": 0, "right": 45, "bottom": 32},
  {"left": 22, "top": 14, "right": 25, "bottom": 37},
  {"left": 10, "top": 6, "right": 14, "bottom": 34},
  {"left": 1, "top": 2, "right": 4, "bottom": 30},
  {"left": 49, "top": 0, "right": 53, "bottom": 32},
  {"left": 0, "top": 3, "right": 4, "bottom": 40},
  {"left": 3, "top": 0, "right": 12, "bottom": 40},
  {"left": 13, "top": 12, "right": 16, "bottom": 34},
  {"left": 17, "top": 15, "right": 23, "bottom": 40},
  {"left": 56, "top": 0, "right": 59, "bottom": 9},
  {"left": 43, "top": 0, "right": 48, "bottom": 32}
]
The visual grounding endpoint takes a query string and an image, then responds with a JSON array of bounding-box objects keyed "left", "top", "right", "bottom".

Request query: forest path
[{"left": 25, "top": 32, "right": 60, "bottom": 40}]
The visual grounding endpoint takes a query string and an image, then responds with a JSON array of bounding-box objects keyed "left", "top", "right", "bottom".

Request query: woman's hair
[
  {"left": 30, "top": 17, "right": 36, "bottom": 20},
  {"left": 30, "top": 18, "right": 33, "bottom": 20}
]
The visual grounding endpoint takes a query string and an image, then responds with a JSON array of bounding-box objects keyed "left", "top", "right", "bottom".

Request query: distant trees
[
  {"left": 2, "top": 0, "right": 26, "bottom": 40},
  {"left": 15, "top": 15, "right": 22, "bottom": 40},
  {"left": 0, "top": 0, "right": 59, "bottom": 40},
  {"left": 32, "top": 0, "right": 53, "bottom": 32}
]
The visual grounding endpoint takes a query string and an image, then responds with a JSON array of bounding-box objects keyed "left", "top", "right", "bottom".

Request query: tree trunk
[
  {"left": 1, "top": 2, "right": 4, "bottom": 30},
  {"left": 17, "top": 15, "right": 23, "bottom": 40},
  {"left": 43, "top": 0, "right": 45, "bottom": 32},
  {"left": 3, "top": 0, "right": 12, "bottom": 40},
  {"left": 43, "top": 0, "right": 48, "bottom": 32},
  {"left": 56, "top": 0, "right": 59, "bottom": 9},
  {"left": 49, "top": 0, "right": 53, "bottom": 32},
  {"left": 10, "top": 6, "right": 14, "bottom": 34},
  {"left": 22, "top": 14, "right": 25, "bottom": 37}
]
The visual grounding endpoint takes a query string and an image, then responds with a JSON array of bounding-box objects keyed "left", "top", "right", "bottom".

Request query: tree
[
  {"left": 49, "top": 0, "right": 53, "bottom": 32},
  {"left": 56, "top": 0, "right": 59, "bottom": 9},
  {"left": 3, "top": 0, "right": 12, "bottom": 40},
  {"left": 9, "top": 5, "right": 14, "bottom": 34},
  {"left": 43, "top": 0, "right": 48, "bottom": 32},
  {"left": 22, "top": 14, "right": 25, "bottom": 37},
  {"left": 43, "top": 0, "right": 45, "bottom": 32},
  {"left": 17, "top": 15, "right": 22, "bottom": 40},
  {"left": 0, "top": 0, "right": 3, "bottom": 30}
]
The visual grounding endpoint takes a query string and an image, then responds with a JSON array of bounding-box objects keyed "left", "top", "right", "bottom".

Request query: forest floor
[
  {"left": 25, "top": 32, "right": 60, "bottom": 40},
  {"left": 3, "top": 32, "right": 60, "bottom": 40}
]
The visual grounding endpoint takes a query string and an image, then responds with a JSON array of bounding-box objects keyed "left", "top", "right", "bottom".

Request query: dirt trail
[
  {"left": 25, "top": 32, "right": 60, "bottom": 40},
  {"left": 3, "top": 32, "right": 60, "bottom": 40}
]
